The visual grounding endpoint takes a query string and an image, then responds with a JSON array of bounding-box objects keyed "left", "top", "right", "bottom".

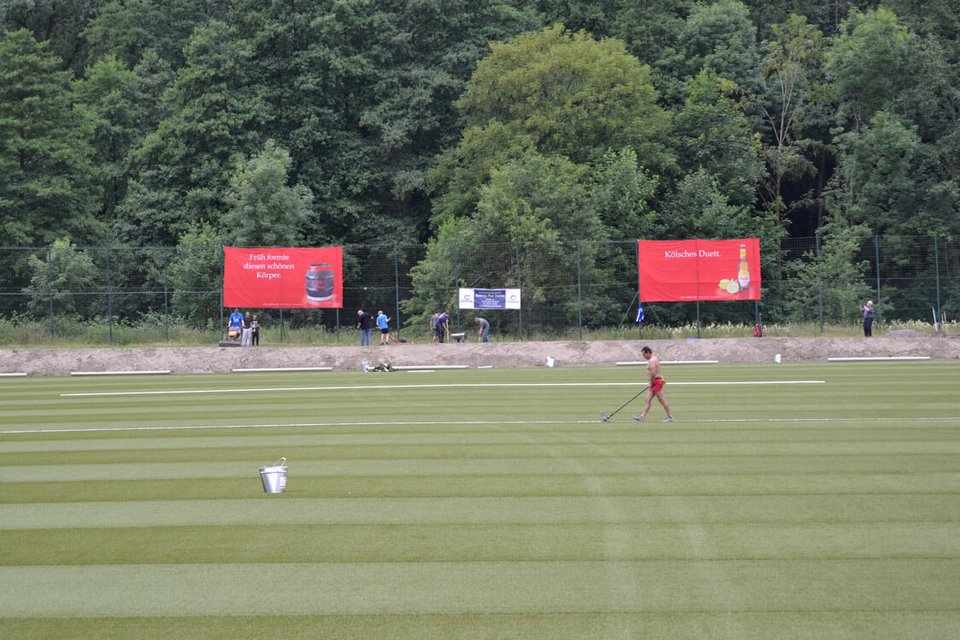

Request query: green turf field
[{"left": 1, "top": 361, "right": 959, "bottom": 639}]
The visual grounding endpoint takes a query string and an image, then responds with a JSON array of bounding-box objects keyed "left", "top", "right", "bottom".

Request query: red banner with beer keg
[
  {"left": 637, "top": 239, "right": 761, "bottom": 302},
  {"left": 223, "top": 246, "right": 343, "bottom": 308}
]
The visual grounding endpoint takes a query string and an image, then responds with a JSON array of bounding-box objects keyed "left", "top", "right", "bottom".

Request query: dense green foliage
[{"left": 2, "top": 1, "right": 959, "bottom": 328}]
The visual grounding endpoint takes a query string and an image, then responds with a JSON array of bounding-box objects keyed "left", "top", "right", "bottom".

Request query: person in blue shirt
[
  {"left": 435, "top": 310, "right": 448, "bottom": 343},
  {"left": 376, "top": 310, "right": 391, "bottom": 345},
  {"left": 228, "top": 308, "right": 243, "bottom": 340}
]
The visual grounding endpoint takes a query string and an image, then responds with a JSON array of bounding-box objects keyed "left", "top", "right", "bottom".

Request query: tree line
[{"left": 2, "top": 0, "right": 958, "bottom": 330}]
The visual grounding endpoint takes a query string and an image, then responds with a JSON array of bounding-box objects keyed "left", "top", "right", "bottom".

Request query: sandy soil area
[{"left": 2, "top": 332, "right": 958, "bottom": 376}]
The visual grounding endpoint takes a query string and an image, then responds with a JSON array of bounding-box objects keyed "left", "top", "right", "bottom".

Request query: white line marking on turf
[
  {"left": 59, "top": 380, "right": 826, "bottom": 398},
  {"left": 0, "top": 420, "right": 566, "bottom": 435},
  {"left": 4, "top": 415, "right": 956, "bottom": 436}
]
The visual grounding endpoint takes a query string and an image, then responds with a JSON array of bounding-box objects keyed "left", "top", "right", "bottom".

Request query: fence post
[
  {"left": 107, "top": 246, "right": 114, "bottom": 343},
  {"left": 515, "top": 241, "right": 522, "bottom": 341},
  {"left": 576, "top": 241, "right": 583, "bottom": 341},
  {"left": 874, "top": 235, "right": 881, "bottom": 329},
  {"left": 934, "top": 235, "right": 942, "bottom": 330},
  {"left": 47, "top": 247, "right": 54, "bottom": 338},
  {"left": 393, "top": 241, "right": 401, "bottom": 340},
  {"left": 219, "top": 244, "right": 225, "bottom": 341},
  {"left": 816, "top": 234, "right": 824, "bottom": 333},
  {"left": 163, "top": 247, "right": 170, "bottom": 341},
  {"left": 453, "top": 241, "right": 460, "bottom": 329}
]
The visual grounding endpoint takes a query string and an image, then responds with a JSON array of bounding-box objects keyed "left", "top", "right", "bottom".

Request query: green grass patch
[{"left": 1, "top": 362, "right": 958, "bottom": 638}]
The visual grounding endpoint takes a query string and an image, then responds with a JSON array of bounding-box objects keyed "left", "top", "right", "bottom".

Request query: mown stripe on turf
[
  {"left": 4, "top": 522, "right": 960, "bottom": 566},
  {"left": 3, "top": 612, "right": 960, "bottom": 640},
  {"left": 58, "top": 380, "right": 827, "bottom": 397},
  {"left": 1, "top": 494, "right": 957, "bottom": 530},
  {"left": 2, "top": 422, "right": 958, "bottom": 451},
  {"left": 4, "top": 416, "right": 958, "bottom": 436},
  {"left": 1, "top": 560, "right": 958, "bottom": 617},
  {"left": 2, "top": 471, "right": 957, "bottom": 503}
]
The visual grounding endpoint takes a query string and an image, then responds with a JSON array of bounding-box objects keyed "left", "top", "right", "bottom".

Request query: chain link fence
[{"left": 1, "top": 236, "right": 956, "bottom": 343}]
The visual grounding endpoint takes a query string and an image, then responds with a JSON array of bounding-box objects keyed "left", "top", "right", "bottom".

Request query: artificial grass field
[{"left": 1, "top": 360, "right": 959, "bottom": 639}]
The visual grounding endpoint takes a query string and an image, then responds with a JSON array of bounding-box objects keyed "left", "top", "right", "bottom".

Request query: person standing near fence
[
  {"left": 435, "top": 310, "right": 448, "bottom": 343},
  {"left": 251, "top": 315, "right": 260, "bottom": 346},
  {"left": 376, "top": 310, "right": 391, "bottom": 345},
  {"left": 241, "top": 312, "right": 253, "bottom": 346},
  {"left": 474, "top": 316, "right": 490, "bottom": 343},
  {"left": 228, "top": 308, "right": 243, "bottom": 340},
  {"left": 357, "top": 309, "right": 372, "bottom": 346},
  {"left": 861, "top": 300, "right": 874, "bottom": 337}
]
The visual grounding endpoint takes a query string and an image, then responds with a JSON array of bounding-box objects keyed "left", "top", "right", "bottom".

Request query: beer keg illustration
[{"left": 305, "top": 263, "right": 335, "bottom": 301}]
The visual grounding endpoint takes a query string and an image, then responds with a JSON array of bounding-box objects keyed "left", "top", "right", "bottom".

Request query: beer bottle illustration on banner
[{"left": 737, "top": 243, "right": 750, "bottom": 291}]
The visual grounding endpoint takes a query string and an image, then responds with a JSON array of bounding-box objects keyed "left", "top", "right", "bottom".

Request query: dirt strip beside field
[{"left": 2, "top": 334, "right": 958, "bottom": 376}]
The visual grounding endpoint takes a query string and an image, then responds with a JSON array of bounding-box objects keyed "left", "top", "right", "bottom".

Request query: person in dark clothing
[
  {"left": 357, "top": 309, "right": 372, "bottom": 346},
  {"left": 861, "top": 300, "right": 874, "bottom": 337},
  {"left": 435, "top": 310, "right": 448, "bottom": 343}
]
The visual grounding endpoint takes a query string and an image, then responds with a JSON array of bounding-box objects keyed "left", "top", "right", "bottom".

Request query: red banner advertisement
[
  {"left": 637, "top": 239, "right": 761, "bottom": 302},
  {"left": 223, "top": 246, "right": 343, "bottom": 309}
]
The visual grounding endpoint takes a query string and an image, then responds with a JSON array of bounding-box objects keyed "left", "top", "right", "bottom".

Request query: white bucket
[
  {"left": 545, "top": 357, "right": 555, "bottom": 368},
  {"left": 774, "top": 353, "right": 782, "bottom": 364},
  {"left": 259, "top": 457, "right": 288, "bottom": 494}
]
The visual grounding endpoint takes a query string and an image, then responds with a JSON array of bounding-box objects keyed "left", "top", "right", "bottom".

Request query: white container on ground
[{"left": 260, "top": 457, "right": 288, "bottom": 494}]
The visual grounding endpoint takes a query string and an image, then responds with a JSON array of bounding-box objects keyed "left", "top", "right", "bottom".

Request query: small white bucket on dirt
[
  {"left": 546, "top": 356, "right": 555, "bottom": 368},
  {"left": 774, "top": 353, "right": 782, "bottom": 364},
  {"left": 259, "top": 457, "right": 288, "bottom": 494}
]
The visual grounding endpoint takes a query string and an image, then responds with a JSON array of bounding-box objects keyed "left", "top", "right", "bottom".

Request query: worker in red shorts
[{"left": 634, "top": 345, "right": 674, "bottom": 423}]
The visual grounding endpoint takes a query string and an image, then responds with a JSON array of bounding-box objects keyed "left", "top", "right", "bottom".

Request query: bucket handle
[{"left": 269, "top": 457, "right": 286, "bottom": 467}]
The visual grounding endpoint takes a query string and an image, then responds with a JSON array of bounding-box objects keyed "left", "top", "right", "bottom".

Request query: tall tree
[
  {"left": 614, "top": 0, "right": 693, "bottom": 71},
  {"left": 168, "top": 224, "right": 223, "bottom": 329},
  {"left": 757, "top": 13, "right": 828, "bottom": 227},
  {"left": 0, "top": 29, "right": 103, "bottom": 247},
  {"left": 226, "top": 0, "right": 540, "bottom": 246},
  {"left": 118, "top": 20, "right": 266, "bottom": 247},
  {"left": 457, "top": 24, "right": 670, "bottom": 166},
  {"left": 23, "top": 238, "right": 101, "bottom": 319},
  {"left": 222, "top": 140, "right": 313, "bottom": 247},
  {"left": 658, "top": 0, "right": 761, "bottom": 104},
  {"left": 826, "top": 7, "right": 912, "bottom": 131},
  {"left": 432, "top": 24, "right": 671, "bottom": 227},
  {"left": 82, "top": 0, "right": 224, "bottom": 69},
  {"left": 74, "top": 54, "right": 141, "bottom": 224},
  {"left": 833, "top": 110, "right": 922, "bottom": 235},
  {"left": 673, "top": 70, "right": 766, "bottom": 208},
  {"left": 1, "top": 0, "right": 103, "bottom": 71}
]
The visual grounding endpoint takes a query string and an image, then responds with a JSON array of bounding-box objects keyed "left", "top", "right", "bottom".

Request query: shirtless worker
[{"left": 633, "top": 345, "right": 674, "bottom": 423}]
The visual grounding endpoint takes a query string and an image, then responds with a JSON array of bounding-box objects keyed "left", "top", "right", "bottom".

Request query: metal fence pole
[
  {"left": 874, "top": 235, "right": 881, "bottom": 329},
  {"left": 107, "top": 247, "right": 113, "bottom": 343},
  {"left": 934, "top": 235, "right": 942, "bottom": 329},
  {"left": 453, "top": 241, "right": 460, "bottom": 329},
  {"left": 576, "top": 241, "right": 583, "bottom": 341},
  {"left": 47, "top": 247, "right": 54, "bottom": 338},
  {"left": 515, "top": 241, "right": 522, "bottom": 340},
  {"left": 163, "top": 247, "right": 170, "bottom": 341},
  {"left": 219, "top": 244, "right": 225, "bottom": 340},
  {"left": 393, "top": 241, "right": 401, "bottom": 340},
  {"left": 816, "top": 234, "right": 824, "bottom": 333}
]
